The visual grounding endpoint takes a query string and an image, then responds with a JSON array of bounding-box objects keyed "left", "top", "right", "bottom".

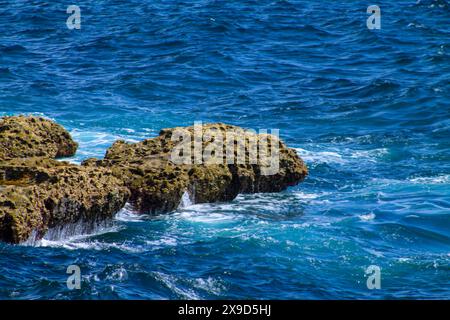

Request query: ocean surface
[{"left": 0, "top": 0, "right": 449, "bottom": 299}]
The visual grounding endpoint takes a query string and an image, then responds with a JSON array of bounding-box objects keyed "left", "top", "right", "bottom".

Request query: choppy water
[{"left": 0, "top": 0, "right": 449, "bottom": 299}]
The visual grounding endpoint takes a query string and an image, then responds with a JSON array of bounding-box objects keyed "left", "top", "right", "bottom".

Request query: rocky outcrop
[
  {"left": 0, "top": 117, "right": 307, "bottom": 243},
  {"left": 83, "top": 123, "right": 307, "bottom": 214},
  {"left": 0, "top": 115, "right": 78, "bottom": 160},
  {"left": 0, "top": 158, "right": 129, "bottom": 244},
  {"left": 0, "top": 116, "right": 128, "bottom": 244}
]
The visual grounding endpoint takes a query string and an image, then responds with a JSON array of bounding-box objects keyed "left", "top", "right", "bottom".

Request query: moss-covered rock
[
  {"left": 84, "top": 123, "right": 307, "bottom": 214},
  {"left": 0, "top": 115, "right": 78, "bottom": 159},
  {"left": 0, "top": 158, "right": 129, "bottom": 244}
]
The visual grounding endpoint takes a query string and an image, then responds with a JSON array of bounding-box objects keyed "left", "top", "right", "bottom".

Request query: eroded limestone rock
[
  {"left": 0, "top": 118, "right": 307, "bottom": 243},
  {"left": 0, "top": 115, "right": 78, "bottom": 160},
  {"left": 83, "top": 123, "right": 307, "bottom": 214},
  {"left": 0, "top": 158, "right": 129, "bottom": 244}
]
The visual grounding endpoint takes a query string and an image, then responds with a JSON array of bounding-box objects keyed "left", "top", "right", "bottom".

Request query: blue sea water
[{"left": 0, "top": 0, "right": 449, "bottom": 299}]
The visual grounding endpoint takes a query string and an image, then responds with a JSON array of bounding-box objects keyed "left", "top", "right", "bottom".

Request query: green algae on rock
[
  {"left": 84, "top": 123, "right": 308, "bottom": 214},
  {"left": 0, "top": 158, "right": 129, "bottom": 244},
  {"left": 0, "top": 115, "right": 78, "bottom": 160}
]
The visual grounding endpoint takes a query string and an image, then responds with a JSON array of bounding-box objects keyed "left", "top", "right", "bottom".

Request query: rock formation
[
  {"left": 0, "top": 117, "right": 307, "bottom": 244},
  {"left": 83, "top": 123, "right": 308, "bottom": 214},
  {"left": 0, "top": 115, "right": 78, "bottom": 160},
  {"left": 0, "top": 157, "right": 129, "bottom": 244},
  {"left": 0, "top": 117, "right": 129, "bottom": 244}
]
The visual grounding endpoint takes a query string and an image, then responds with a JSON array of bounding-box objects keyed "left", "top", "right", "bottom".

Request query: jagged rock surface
[
  {"left": 0, "top": 117, "right": 307, "bottom": 243},
  {"left": 0, "top": 115, "right": 78, "bottom": 160},
  {"left": 83, "top": 123, "right": 307, "bottom": 214},
  {"left": 0, "top": 158, "right": 129, "bottom": 244}
]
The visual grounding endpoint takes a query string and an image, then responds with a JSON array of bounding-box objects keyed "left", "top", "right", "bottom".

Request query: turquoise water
[{"left": 0, "top": 0, "right": 449, "bottom": 299}]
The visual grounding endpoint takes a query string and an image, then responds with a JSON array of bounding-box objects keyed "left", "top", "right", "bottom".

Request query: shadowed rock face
[
  {"left": 0, "top": 116, "right": 78, "bottom": 160},
  {"left": 83, "top": 123, "right": 308, "bottom": 214},
  {"left": 0, "top": 158, "right": 129, "bottom": 244}
]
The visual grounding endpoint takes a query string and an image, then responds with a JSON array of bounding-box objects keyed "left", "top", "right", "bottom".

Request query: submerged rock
[
  {"left": 0, "top": 158, "right": 129, "bottom": 244},
  {"left": 0, "top": 115, "right": 78, "bottom": 160},
  {"left": 84, "top": 123, "right": 307, "bottom": 214}
]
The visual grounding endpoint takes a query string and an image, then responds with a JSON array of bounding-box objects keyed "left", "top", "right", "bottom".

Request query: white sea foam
[
  {"left": 295, "top": 147, "right": 388, "bottom": 165},
  {"left": 23, "top": 219, "right": 118, "bottom": 246},
  {"left": 68, "top": 129, "right": 141, "bottom": 163},
  {"left": 295, "top": 148, "right": 346, "bottom": 164},
  {"left": 36, "top": 239, "right": 145, "bottom": 252},
  {"left": 146, "top": 236, "right": 178, "bottom": 247},
  {"left": 191, "top": 277, "right": 225, "bottom": 296},
  {"left": 175, "top": 210, "right": 238, "bottom": 224},
  {"left": 348, "top": 148, "right": 388, "bottom": 159},
  {"left": 115, "top": 203, "right": 145, "bottom": 222},
  {"left": 153, "top": 272, "right": 201, "bottom": 300},
  {"left": 408, "top": 174, "right": 450, "bottom": 185},
  {"left": 358, "top": 213, "right": 376, "bottom": 221},
  {"left": 21, "top": 219, "right": 146, "bottom": 252},
  {"left": 293, "top": 191, "right": 329, "bottom": 200},
  {"left": 172, "top": 191, "right": 326, "bottom": 225},
  {"left": 299, "top": 192, "right": 320, "bottom": 199},
  {"left": 177, "top": 201, "right": 246, "bottom": 213},
  {"left": 106, "top": 266, "right": 129, "bottom": 282},
  {"left": 178, "top": 191, "right": 194, "bottom": 209},
  {"left": 371, "top": 174, "right": 450, "bottom": 186},
  {"left": 70, "top": 129, "right": 120, "bottom": 146}
]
